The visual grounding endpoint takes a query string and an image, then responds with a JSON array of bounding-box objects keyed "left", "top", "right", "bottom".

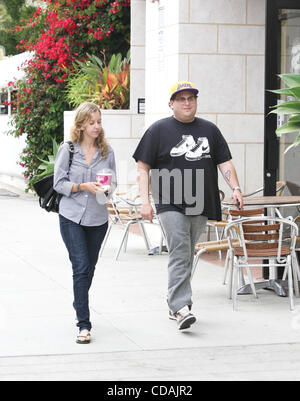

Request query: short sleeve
[
  {"left": 211, "top": 127, "right": 232, "bottom": 165},
  {"left": 132, "top": 127, "right": 159, "bottom": 168}
]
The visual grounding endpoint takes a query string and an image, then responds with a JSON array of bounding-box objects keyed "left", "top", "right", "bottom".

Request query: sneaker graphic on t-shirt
[
  {"left": 185, "top": 137, "right": 211, "bottom": 161},
  {"left": 170, "top": 135, "right": 196, "bottom": 157}
]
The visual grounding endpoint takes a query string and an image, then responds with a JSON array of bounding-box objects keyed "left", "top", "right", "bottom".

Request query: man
[{"left": 133, "top": 81, "right": 243, "bottom": 330}]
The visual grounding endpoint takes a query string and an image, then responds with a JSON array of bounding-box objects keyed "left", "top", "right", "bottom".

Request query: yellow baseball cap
[{"left": 169, "top": 81, "right": 199, "bottom": 100}]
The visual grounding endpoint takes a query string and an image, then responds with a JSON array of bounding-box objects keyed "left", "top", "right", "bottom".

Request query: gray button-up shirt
[{"left": 54, "top": 141, "right": 117, "bottom": 226}]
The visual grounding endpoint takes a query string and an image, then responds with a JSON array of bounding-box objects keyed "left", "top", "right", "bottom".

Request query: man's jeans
[
  {"left": 59, "top": 215, "right": 108, "bottom": 331},
  {"left": 158, "top": 211, "right": 208, "bottom": 313}
]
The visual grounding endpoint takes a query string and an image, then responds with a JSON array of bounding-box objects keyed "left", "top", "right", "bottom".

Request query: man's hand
[
  {"left": 137, "top": 161, "right": 153, "bottom": 221},
  {"left": 232, "top": 189, "right": 243, "bottom": 210},
  {"left": 140, "top": 203, "right": 154, "bottom": 223}
]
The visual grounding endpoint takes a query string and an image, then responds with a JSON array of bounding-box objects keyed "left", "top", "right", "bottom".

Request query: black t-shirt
[{"left": 132, "top": 116, "right": 232, "bottom": 220}]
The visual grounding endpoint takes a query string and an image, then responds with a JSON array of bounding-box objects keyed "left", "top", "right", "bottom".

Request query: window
[{"left": 0, "top": 91, "right": 8, "bottom": 115}]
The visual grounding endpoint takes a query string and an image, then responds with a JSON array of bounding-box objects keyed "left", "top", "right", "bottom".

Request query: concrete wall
[
  {"left": 64, "top": 0, "right": 266, "bottom": 197},
  {"left": 64, "top": 0, "right": 147, "bottom": 193},
  {"left": 1, "top": 0, "right": 267, "bottom": 198},
  {"left": 64, "top": 109, "right": 143, "bottom": 192},
  {"left": 0, "top": 52, "right": 32, "bottom": 189},
  {"left": 0, "top": 115, "right": 27, "bottom": 189}
]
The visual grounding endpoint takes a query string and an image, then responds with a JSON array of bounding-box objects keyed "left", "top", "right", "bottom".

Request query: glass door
[
  {"left": 264, "top": 1, "right": 300, "bottom": 278},
  {"left": 265, "top": 0, "right": 300, "bottom": 196},
  {"left": 278, "top": 9, "right": 300, "bottom": 188}
]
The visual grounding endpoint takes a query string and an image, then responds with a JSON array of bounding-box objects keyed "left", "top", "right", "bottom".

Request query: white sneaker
[
  {"left": 185, "top": 137, "right": 210, "bottom": 161},
  {"left": 170, "top": 135, "right": 196, "bottom": 157},
  {"left": 175, "top": 306, "right": 196, "bottom": 330}
]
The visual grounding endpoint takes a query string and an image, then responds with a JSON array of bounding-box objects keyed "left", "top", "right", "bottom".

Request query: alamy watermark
[
  {"left": 151, "top": 168, "right": 204, "bottom": 215},
  {"left": 97, "top": 162, "right": 205, "bottom": 215}
]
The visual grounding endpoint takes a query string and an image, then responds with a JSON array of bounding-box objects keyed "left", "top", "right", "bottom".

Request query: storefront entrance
[{"left": 265, "top": 0, "right": 300, "bottom": 196}]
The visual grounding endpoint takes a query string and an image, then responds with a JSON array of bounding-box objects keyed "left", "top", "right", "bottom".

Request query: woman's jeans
[{"left": 59, "top": 215, "right": 108, "bottom": 331}]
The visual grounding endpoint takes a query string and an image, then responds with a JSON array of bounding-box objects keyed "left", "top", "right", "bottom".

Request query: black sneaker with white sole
[
  {"left": 176, "top": 312, "right": 196, "bottom": 330},
  {"left": 170, "top": 306, "right": 196, "bottom": 330}
]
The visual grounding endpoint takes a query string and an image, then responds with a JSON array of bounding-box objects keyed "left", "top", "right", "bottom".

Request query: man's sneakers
[
  {"left": 169, "top": 305, "right": 196, "bottom": 330},
  {"left": 169, "top": 309, "right": 177, "bottom": 321}
]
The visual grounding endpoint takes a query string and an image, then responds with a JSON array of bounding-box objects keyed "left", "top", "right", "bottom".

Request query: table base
[{"left": 237, "top": 279, "right": 289, "bottom": 297}]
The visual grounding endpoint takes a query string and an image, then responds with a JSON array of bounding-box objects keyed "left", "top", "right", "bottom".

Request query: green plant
[
  {"left": 0, "top": 0, "right": 36, "bottom": 56},
  {"left": 6, "top": 0, "right": 130, "bottom": 191},
  {"left": 32, "top": 138, "right": 60, "bottom": 183},
  {"left": 269, "top": 73, "right": 300, "bottom": 153},
  {"left": 66, "top": 50, "right": 130, "bottom": 109}
]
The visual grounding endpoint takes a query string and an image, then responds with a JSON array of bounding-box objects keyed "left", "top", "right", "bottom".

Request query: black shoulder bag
[{"left": 33, "top": 141, "right": 74, "bottom": 213}]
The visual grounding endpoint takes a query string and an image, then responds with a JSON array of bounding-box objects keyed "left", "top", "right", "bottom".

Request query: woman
[{"left": 54, "top": 102, "right": 116, "bottom": 344}]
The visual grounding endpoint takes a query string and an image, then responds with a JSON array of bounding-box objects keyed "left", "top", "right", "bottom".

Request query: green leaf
[
  {"left": 269, "top": 86, "right": 300, "bottom": 99},
  {"left": 272, "top": 100, "right": 300, "bottom": 109},
  {"left": 279, "top": 74, "right": 300, "bottom": 88},
  {"left": 52, "top": 138, "right": 59, "bottom": 158},
  {"left": 276, "top": 122, "right": 300, "bottom": 135},
  {"left": 289, "top": 87, "right": 300, "bottom": 99},
  {"left": 37, "top": 157, "right": 52, "bottom": 165},
  {"left": 269, "top": 88, "right": 295, "bottom": 96},
  {"left": 269, "top": 101, "right": 300, "bottom": 115},
  {"left": 288, "top": 115, "right": 300, "bottom": 123},
  {"left": 37, "top": 163, "right": 47, "bottom": 170},
  {"left": 284, "top": 134, "right": 300, "bottom": 153}
]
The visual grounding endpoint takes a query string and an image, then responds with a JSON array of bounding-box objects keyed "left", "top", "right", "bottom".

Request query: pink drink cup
[{"left": 96, "top": 172, "right": 112, "bottom": 186}]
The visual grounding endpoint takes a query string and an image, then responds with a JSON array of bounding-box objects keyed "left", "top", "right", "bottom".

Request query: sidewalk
[{"left": 1, "top": 186, "right": 300, "bottom": 381}]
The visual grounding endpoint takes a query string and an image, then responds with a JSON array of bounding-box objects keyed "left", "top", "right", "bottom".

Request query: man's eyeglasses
[{"left": 174, "top": 95, "right": 197, "bottom": 104}]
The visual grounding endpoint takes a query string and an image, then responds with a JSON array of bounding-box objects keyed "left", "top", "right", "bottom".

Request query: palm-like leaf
[
  {"left": 33, "top": 138, "right": 60, "bottom": 182},
  {"left": 66, "top": 51, "right": 130, "bottom": 109},
  {"left": 269, "top": 73, "right": 300, "bottom": 151}
]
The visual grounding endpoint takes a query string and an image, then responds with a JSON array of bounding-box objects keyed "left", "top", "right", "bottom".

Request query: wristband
[
  {"left": 232, "top": 186, "right": 241, "bottom": 192},
  {"left": 77, "top": 183, "right": 81, "bottom": 192}
]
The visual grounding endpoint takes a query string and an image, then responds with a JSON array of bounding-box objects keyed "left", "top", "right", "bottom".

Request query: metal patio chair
[
  {"left": 242, "top": 181, "right": 286, "bottom": 198},
  {"left": 225, "top": 215, "right": 299, "bottom": 311},
  {"left": 192, "top": 208, "right": 265, "bottom": 287},
  {"left": 223, "top": 208, "right": 266, "bottom": 288},
  {"left": 206, "top": 190, "right": 228, "bottom": 259},
  {"left": 99, "top": 194, "right": 151, "bottom": 260}
]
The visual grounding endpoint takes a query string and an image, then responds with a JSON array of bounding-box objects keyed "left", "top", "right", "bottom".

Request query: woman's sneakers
[{"left": 169, "top": 306, "right": 196, "bottom": 330}]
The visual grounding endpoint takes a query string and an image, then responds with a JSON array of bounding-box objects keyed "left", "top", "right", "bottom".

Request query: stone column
[{"left": 145, "top": 0, "right": 266, "bottom": 198}]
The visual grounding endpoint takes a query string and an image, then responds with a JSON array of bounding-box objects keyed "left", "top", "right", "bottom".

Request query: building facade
[
  {"left": 1, "top": 0, "right": 300, "bottom": 197},
  {"left": 65, "top": 0, "right": 266, "bottom": 197}
]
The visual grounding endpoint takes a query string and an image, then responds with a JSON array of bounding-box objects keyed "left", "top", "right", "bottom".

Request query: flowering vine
[{"left": 7, "top": 0, "right": 130, "bottom": 190}]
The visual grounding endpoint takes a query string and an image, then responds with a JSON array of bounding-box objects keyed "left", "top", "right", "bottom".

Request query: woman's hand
[{"left": 81, "top": 182, "right": 101, "bottom": 194}]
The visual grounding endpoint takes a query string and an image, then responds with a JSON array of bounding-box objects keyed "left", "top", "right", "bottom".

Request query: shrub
[
  {"left": 66, "top": 50, "right": 130, "bottom": 109},
  {"left": 270, "top": 74, "right": 300, "bottom": 153},
  {"left": 6, "top": 0, "right": 130, "bottom": 191}
]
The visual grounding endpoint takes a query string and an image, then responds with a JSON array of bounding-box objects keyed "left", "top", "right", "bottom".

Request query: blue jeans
[{"left": 59, "top": 215, "right": 108, "bottom": 331}]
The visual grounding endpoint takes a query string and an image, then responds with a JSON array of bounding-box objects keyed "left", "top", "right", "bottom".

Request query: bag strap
[{"left": 66, "top": 140, "right": 74, "bottom": 167}]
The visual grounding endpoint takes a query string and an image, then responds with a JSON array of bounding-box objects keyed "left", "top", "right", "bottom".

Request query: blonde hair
[{"left": 70, "top": 102, "right": 109, "bottom": 158}]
